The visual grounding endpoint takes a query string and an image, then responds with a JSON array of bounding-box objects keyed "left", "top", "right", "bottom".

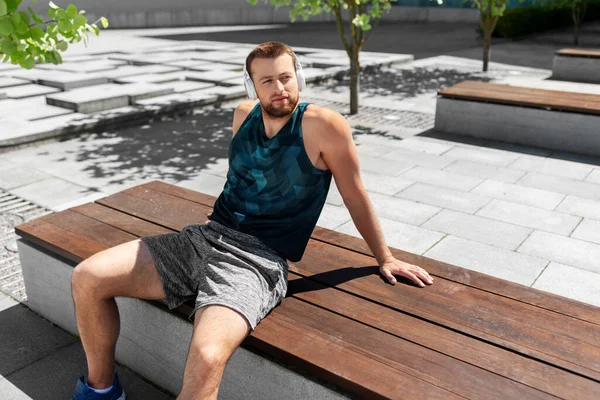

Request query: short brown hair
[{"left": 245, "top": 41, "right": 296, "bottom": 81}]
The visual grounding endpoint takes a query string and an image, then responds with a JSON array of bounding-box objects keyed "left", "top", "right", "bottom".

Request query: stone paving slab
[
  {"left": 359, "top": 154, "right": 414, "bottom": 177},
  {"left": 9, "top": 177, "right": 97, "bottom": 209},
  {"left": 476, "top": 199, "right": 581, "bottom": 236},
  {"left": 186, "top": 62, "right": 243, "bottom": 71},
  {"left": 0, "top": 77, "right": 30, "bottom": 89},
  {"left": 381, "top": 148, "right": 456, "bottom": 169},
  {"left": 422, "top": 209, "right": 532, "bottom": 250},
  {"left": 359, "top": 171, "right": 413, "bottom": 196},
  {"left": 0, "top": 377, "right": 31, "bottom": 400},
  {"left": 556, "top": 195, "right": 600, "bottom": 219},
  {"left": 396, "top": 182, "right": 491, "bottom": 214},
  {"left": 100, "top": 65, "right": 184, "bottom": 80},
  {"left": 518, "top": 230, "right": 600, "bottom": 274},
  {"left": 36, "top": 60, "right": 127, "bottom": 73},
  {"left": 471, "top": 179, "right": 566, "bottom": 211},
  {"left": 367, "top": 191, "right": 441, "bottom": 226},
  {"left": 517, "top": 171, "right": 600, "bottom": 201},
  {"left": 2, "top": 84, "right": 60, "bottom": 99},
  {"left": 46, "top": 83, "right": 175, "bottom": 113},
  {"left": 0, "top": 97, "right": 74, "bottom": 121},
  {"left": 444, "top": 160, "right": 526, "bottom": 184},
  {"left": 337, "top": 216, "right": 445, "bottom": 255},
  {"left": 176, "top": 69, "right": 242, "bottom": 84},
  {"left": 177, "top": 171, "right": 227, "bottom": 198},
  {"left": 159, "top": 81, "right": 215, "bottom": 93},
  {"left": 508, "top": 154, "right": 594, "bottom": 181},
  {"left": 0, "top": 166, "right": 51, "bottom": 190},
  {"left": 400, "top": 166, "right": 484, "bottom": 192},
  {"left": 0, "top": 303, "right": 76, "bottom": 376},
  {"left": 0, "top": 92, "right": 5, "bottom": 100},
  {"left": 585, "top": 169, "right": 600, "bottom": 184},
  {"left": 425, "top": 235, "right": 548, "bottom": 286},
  {"left": 164, "top": 60, "right": 212, "bottom": 69},
  {"left": 442, "top": 146, "right": 521, "bottom": 167},
  {"left": 532, "top": 262, "right": 600, "bottom": 307},
  {"left": 570, "top": 218, "right": 600, "bottom": 244},
  {"left": 316, "top": 203, "right": 352, "bottom": 230}
]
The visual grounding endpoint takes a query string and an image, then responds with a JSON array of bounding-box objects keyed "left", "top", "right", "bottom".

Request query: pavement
[{"left": 1, "top": 20, "right": 600, "bottom": 399}]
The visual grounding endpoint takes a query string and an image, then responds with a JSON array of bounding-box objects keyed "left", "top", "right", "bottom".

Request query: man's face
[{"left": 251, "top": 54, "right": 299, "bottom": 118}]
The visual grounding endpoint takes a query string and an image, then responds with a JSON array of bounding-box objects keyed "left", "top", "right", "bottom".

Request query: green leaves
[{"left": 0, "top": 2, "right": 109, "bottom": 69}]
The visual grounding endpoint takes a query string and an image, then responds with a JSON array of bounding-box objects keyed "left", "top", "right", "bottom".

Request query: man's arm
[{"left": 317, "top": 109, "right": 434, "bottom": 287}]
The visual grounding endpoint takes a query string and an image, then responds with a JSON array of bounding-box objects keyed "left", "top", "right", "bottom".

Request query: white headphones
[{"left": 243, "top": 52, "right": 306, "bottom": 100}]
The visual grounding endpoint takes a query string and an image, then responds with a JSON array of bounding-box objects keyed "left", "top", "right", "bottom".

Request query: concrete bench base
[
  {"left": 552, "top": 55, "right": 600, "bottom": 84},
  {"left": 17, "top": 238, "right": 349, "bottom": 399},
  {"left": 434, "top": 97, "right": 600, "bottom": 156}
]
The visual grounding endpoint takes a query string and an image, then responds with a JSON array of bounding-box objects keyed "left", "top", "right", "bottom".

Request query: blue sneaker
[{"left": 71, "top": 372, "right": 126, "bottom": 400}]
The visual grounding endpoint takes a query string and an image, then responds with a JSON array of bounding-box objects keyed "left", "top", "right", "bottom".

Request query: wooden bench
[
  {"left": 553, "top": 48, "right": 600, "bottom": 84},
  {"left": 15, "top": 180, "right": 600, "bottom": 399},
  {"left": 435, "top": 80, "right": 600, "bottom": 156}
]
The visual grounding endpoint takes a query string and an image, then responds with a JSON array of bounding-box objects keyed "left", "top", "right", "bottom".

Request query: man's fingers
[
  {"left": 416, "top": 269, "right": 434, "bottom": 284},
  {"left": 383, "top": 270, "right": 396, "bottom": 285},
  {"left": 406, "top": 272, "right": 425, "bottom": 287}
]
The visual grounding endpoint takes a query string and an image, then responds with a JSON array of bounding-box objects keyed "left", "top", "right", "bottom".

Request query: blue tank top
[{"left": 209, "top": 102, "right": 333, "bottom": 261}]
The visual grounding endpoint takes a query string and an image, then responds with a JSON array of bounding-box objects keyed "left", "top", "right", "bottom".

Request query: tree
[
  {"left": 0, "top": 0, "right": 108, "bottom": 69},
  {"left": 570, "top": 0, "right": 588, "bottom": 45},
  {"left": 472, "top": 0, "right": 510, "bottom": 72},
  {"left": 248, "top": 0, "right": 399, "bottom": 114}
]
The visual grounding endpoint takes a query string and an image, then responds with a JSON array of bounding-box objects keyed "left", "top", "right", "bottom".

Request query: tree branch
[{"left": 332, "top": 0, "right": 351, "bottom": 57}]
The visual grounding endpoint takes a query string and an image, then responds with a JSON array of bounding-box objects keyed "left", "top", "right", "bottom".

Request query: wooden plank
[
  {"left": 136, "top": 180, "right": 600, "bottom": 328},
  {"left": 293, "top": 240, "right": 600, "bottom": 382},
  {"left": 16, "top": 197, "right": 600, "bottom": 396},
  {"left": 438, "top": 81, "right": 600, "bottom": 115},
  {"left": 250, "top": 314, "right": 462, "bottom": 400},
  {"left": 557, "top": 48, "right": 600, "bottom": 58},
  {"left": 286, "top": 274, "right": 600, "bottom": 399}
]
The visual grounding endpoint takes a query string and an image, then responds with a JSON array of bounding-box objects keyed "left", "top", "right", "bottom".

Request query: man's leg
[
  {"left": 71, "top": 239, "right": 166, "bottom": 389},
  {"left": 178, "top": 305, "right": 251, "bottom": 400}
]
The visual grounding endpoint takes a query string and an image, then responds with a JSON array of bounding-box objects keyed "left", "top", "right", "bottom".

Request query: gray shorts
[{"left": 140, "top": 220, "right": 288, "bottom": 331}]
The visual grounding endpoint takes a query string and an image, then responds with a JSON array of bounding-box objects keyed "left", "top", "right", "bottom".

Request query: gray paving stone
[
  {"left": 367, "top": 191, "right": 441, "bottom": 226},
  {"left": 396, "top": 183, "right": 491, "bottom": 214},
  {"left": 517, "top": 172, "right": 600, "bottom": 200},
  {"left": 0, "top": 292, "right": 18, "bottom": 312},
  {"left": 443, "top": 160, "right": 526, "bottom": 184},
  {"left": 360, "top": 171, "right": 413, "bottom": 196},
  {"left": 424, "top": 236, "right": 548, "bottom": 286},
  {"left": 392, "top": 137, "right": 455, "bottom": 155},
  {"left": 176, "top": 69, "right": 241, "bottom": 84},
  {"left": 2, "top": 84, "right": 59, "bottom": 99},
  {"left": 556, "top": 195, "right": 600, "bottom": 219},
  {"left": 4, "top": 342, "right": 174, "bottom": 399},
  {"left": 422, "top": 209, "right": 533, "bottom": 250},
  {"left": 114, "top": 72, "right": 187, "bottom": 84},
  {"left": 336, "top": 216, "right": 445, "bottom": 255},
  {"left": 518, "top": 230, "right": 600, "bottom": 274},
  {"left": 133, "top": 89, "right": 218, "bottom": 109},
  {"left": 585, "top": 169, "right": 600, "bottom": 184},
  {"left": 442, "top": 146, "right": 520, "bottom": 167},
  {"left": 0, "top": 97, "right": 75, "bottom": 121},
  {"left": 109, "top": 51, "right": 193, "bottom": 65},
  {"left": 0, "top": 92, "right": 5, "bottom": 100},
  {"left": 355, "top": 142, "right": 396, "bottom": 158},
  {"left": 0, "top": 113, "right": 86, "bottom": 146},
  {"left": 10, "top": 177, "right": 97, "bottom": 209},
  {"left": 508, "top": 155, "right": 594, "bottom": 180},
  {"left": 316, "top": 203, "right": 352, "bottom": 230},
  {"left": 37, "top": 73, "right": 109, "bottom": 91},
  {"left": 0, "top": 166, "right": 51, "bottom": 190},
  {"left": 37, "top": 60, "right": 126, "bottom": 73},
  {"left": 532, "top": 262, "right": 600, "bottom": 307},
  {"left": 471, "top": 179, "right": 565, "bottom": 211},
  {"left": 220, "top": 77, "right": 245, "bottom": 87},
  {"left": 381, "top": 148, "right": 456, "bottom": 169},
  {"left": 359, "top": 154, "right": 414, "bottom": 177},
  {"left": 46, "top": 83, "right": 174, "bottom": 113},
  {"left": 196, "top": 85, "right": 246, "bottom": 101},
  {"left": 191, "top": 50, "right": 248, "bottom": 64},
  {"left": 101, "top": 65, "right": 183, "bottom": 80},
  {"left": 164, "top": 60, "right": 211, "bottom": 69},
  {"left": 0, "top": 303, "right": 76, "bottom": 376},
  {"left": 477, "top": 199, "right": 580, "bottom": 236},
  {"left": 0, "top": 77, "right": 30, "bottom": 89},
  {"left": 400, "top": 166, "right": 484, "bottom": 192},
  {"left": 159, "top": 81, "right": 214, "bottom": 93},
  {"left": 325, "top": 182, "right": 344, "bottom": 206},
  {"left": 177, "top": 172, "right": 226, "bottom": 198},
  {"left": 187, "top": 62, "right": 242, "bottom": 72},
  {"left": 570, "top": 218, "right": 600, "bottom": 245},
  {"left": 0, "top": 377, "right": 31, "bottom": 400}
]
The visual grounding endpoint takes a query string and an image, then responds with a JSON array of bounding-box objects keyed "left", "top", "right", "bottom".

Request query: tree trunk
[
  {"left": 349, "top": 46, "right": 360, "bottom": 115},
  {"left": 482, "top": 30, "right": 492, "bottom": 72},
  {"left": 573, "top": 5, "right": 581, "bottom": 46}
]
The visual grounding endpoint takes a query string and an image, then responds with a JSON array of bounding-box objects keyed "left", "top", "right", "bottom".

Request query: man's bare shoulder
[
  {"left": 304, "top": 104, "right": 348, "bottom": 131},
  {"left": 232, "top": 100, "right": 258, "bottom": 136}
]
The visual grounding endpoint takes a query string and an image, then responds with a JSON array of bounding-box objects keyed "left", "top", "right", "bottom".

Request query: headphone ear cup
[
  {"left": 244, "top": 77, "right": 257, "bottom": 100},
  {"left": 296, "top": 68, "right": 306, "bottom": 92}
]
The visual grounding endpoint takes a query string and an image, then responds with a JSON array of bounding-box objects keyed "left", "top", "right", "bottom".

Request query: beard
[{"left": 262, "top": 92, "right": 299, "bottom": 118}]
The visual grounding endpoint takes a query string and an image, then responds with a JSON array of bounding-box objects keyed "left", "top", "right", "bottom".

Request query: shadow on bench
[{"left": 15, "top": 180, "right": 600, "bottom": 399}]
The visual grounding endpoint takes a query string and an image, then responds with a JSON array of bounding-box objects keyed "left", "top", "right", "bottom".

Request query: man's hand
[{"left": 379, "top": 257, "right": 434, "bottom": 287}]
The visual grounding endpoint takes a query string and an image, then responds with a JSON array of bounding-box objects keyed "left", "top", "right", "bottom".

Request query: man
[{"left": 70, "top": 41, "right": 434, "bottom": 400}]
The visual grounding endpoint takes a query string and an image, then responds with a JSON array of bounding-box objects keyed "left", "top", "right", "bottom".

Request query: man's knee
[
  {"left": 71, "top": 258, "right": 109, "bottom": 300},
  {"left": 192, "top": 343, "right": 231, "bottom": 375}
]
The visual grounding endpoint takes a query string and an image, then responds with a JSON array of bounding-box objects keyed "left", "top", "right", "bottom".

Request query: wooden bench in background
[
  {"left": 553, "top": 48, "right": 600, "bottom": 84},
  {"left": 435, "top": 80, "right": 600, "bottom": 156},
  {"left": 15, "top": 181, "right": 600, "bottom": 399}
]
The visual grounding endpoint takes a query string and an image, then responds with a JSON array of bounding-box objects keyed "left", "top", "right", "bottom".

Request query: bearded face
[{"left": 251, "top": 54, "right": 300, "bottom": 119}]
